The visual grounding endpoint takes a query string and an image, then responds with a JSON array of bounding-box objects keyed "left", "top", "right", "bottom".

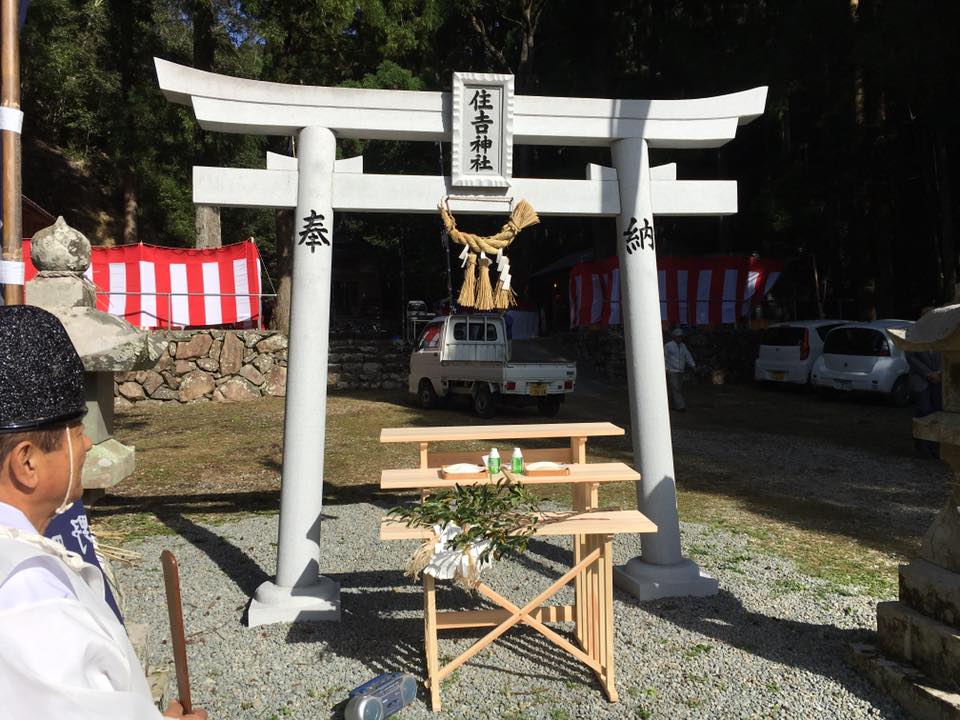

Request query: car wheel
[
  {"left": 536, "top": 396, "right": 562, "bottom": 418},
  {"left": 418, "top": 379, "right": 439, "bottom": 409},
  {"left": 890, "top": 376, "right": 911, "bottom": 407},
  {"left": 473, "top": 384, "right": 497, "bottom": 418}
]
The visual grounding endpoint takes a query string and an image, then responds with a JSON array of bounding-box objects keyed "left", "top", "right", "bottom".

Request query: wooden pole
[{"left": 1, "top": 0, "right": 22, "bottom": 305}]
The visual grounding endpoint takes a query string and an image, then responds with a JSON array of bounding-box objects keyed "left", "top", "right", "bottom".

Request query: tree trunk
[
  {"left": 195, "top": 205, "right": 221, "bottom": 248},
  {"left": 121, "top": 170, "right": 137, "bottom": 245},
  {"left": 935, "top": 126, "right": 956, "bottom": 303},
  {"left": 270, "top": 208, "right": 293, "bottom": 334}
]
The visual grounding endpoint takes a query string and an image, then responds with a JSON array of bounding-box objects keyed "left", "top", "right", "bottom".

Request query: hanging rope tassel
[
  {"left": 458, "top": 252, "right": 477, "bottom": 308},
  {"left": 493, "top": 277, "right": 517, "bottom": 310},
  {"left": 475, "top": 254, "right": 494, "bottom": 311}
]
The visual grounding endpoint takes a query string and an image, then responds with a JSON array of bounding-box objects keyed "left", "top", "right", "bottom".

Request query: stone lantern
[
  {"left": 25, "top": 217, "right": 164, "bottom": 497},
  {"left": 851, "top": 304, "right": 960, "bottom": 719}
]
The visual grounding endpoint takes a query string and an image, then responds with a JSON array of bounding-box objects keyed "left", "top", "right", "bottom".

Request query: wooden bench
[{"left": 380, "top": 422, "right": 652, "bottom": 711}]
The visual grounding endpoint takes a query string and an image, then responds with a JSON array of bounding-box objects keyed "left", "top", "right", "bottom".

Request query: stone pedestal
[
  {"left": 25, "top": 217, "right": 163, "bottom": 496},
  {"left": 852, "top": 306, "right": 960, "bottom": 719}
]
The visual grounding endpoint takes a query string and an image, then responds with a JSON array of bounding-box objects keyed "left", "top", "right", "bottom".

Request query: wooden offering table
[{"left": 379, "top": 423, "right": 656, "bottom": 711}]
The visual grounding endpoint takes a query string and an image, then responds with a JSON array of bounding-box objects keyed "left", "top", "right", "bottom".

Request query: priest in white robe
[{"left": 0, "top": 304, "right": 207, "bottom": 719}]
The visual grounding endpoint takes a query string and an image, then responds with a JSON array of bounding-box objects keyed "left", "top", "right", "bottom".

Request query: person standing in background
[{"left": 664, "top": 327, "right": 696, "bottom": 412}]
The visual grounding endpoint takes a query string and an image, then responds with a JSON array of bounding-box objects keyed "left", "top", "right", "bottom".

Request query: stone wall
[
  {"left": 562, "top": 327, "right": 762, "bottom": 383},
  {"left": 114, "top": 331, "right": 409, "bottom": 406}
]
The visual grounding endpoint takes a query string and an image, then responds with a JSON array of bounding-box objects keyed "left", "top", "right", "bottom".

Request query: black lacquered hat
[{"left": 0, "top": 305, "right": 86, "bottom": 432}]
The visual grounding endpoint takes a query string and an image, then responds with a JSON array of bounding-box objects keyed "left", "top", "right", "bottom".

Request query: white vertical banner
[
  {"left": 107, "top": 263, "right": 126, "bottom": 318},
  {"left": 676, "top": 270, "right": 688, "bottom": 325},
  {"left": 742, "top": 270, "right": 759, "bottom": 317},
  {"left": 696, "top": 269, "right": 712, "bottom": 326},
  {"left": 570, "top": 274, "right": 582, "bottom": 328},
  {"left": 234, "top": 258, "right": 252, "bottom": 321},
  {"left": 201, "top": 262, "right": 222, "bottom": 325},
  {"left": 721, "top": 268, "right": 739, "bottom": 324},
  {"left": 590, "top": 274, "right": 603, "bottom": 323},
  {"left": 610, "top": 268, "right": 621, "bottom": 325},
  {"left": 169, "top": 263, "right": 190, "bottom": 326},
  {"left": 658, "top": 270, "right": 667, "bottom": 321},
  {"left": 139, "top": 261, "right": 157, "bottom": 328}
]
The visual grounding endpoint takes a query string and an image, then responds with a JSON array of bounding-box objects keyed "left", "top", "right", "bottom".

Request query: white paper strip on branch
[
  {"left": 0, "top": 107, "right": 24, "bottom": 134},
  {"left": 0, "top": 260, "right": 25, "bottom": 285},
  {"left": 424, "top": 523, "right": 492, "bottom": 583}
]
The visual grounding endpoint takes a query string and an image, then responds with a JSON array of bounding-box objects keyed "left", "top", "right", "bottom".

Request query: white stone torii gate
[{"left": 155, "top": 59, "right": 767, "bottom": 627}]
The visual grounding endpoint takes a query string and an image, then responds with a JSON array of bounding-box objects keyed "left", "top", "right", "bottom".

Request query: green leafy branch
[{"left": 388, "top": 478, "right": 542, "bottom": 564}]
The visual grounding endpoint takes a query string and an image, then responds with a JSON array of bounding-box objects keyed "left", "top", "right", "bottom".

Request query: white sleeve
[
  {"left": 0, "top": 559, "right": 76, "bottom": 611},
  {"left": 0, "top": 599, "right": 164, "bottom": 719}
]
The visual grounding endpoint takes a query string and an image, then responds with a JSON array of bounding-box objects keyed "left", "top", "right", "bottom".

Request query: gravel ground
[{"left": 116, "top": 503, "right": 908, "bottom": 720}]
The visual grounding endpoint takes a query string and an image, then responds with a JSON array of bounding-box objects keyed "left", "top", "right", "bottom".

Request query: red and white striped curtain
[
  {"left": 22, "top": 240, "right": 263, "bottom": 328},
  {"left": 569, "top": 255, "right": 783, "bottom": 328}
]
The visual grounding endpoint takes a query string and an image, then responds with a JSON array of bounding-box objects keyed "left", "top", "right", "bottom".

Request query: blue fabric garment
[{"left": 44, "top": 500, "right": 123, "bottom": 624}]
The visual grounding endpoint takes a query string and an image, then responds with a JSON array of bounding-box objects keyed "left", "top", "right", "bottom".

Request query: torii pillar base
[
  {"left": 248, "top": 578, "right": 341, "bottom": 628},
  {"left": 614, "top": 558, "right": 718, "bottom": 602}
]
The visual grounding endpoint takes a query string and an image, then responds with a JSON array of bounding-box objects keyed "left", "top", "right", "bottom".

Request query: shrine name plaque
[{"left": 451, "top": 72, "right": 514, "bottom": 188}]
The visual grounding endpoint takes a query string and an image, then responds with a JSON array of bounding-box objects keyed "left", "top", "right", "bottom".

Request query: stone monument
[
  {"left": 851, "top": 304, "right": 960, "bottom": 719},
  {"left": 25, "top": 216, "right": 164, "bottom": 496}
]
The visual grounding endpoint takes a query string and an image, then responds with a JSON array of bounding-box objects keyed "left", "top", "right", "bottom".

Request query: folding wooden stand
[
  {"left": 381, "top": 510, "right": 656, "bottom": 711},
  {"left": 380, "top": 422, "right": 656, "bottom": 711}
]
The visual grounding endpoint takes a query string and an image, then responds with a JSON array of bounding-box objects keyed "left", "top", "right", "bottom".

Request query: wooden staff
[{"left": 161, "top": 550, "right": 193, "bottom": 714}]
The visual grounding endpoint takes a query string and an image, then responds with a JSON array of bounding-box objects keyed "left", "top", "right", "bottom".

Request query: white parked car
[
  {"left": 754, "top": 320, "right": 846, "bottom": 384},
  {"left": 809, "top": 320, "right": 915, "bottom": 405}
]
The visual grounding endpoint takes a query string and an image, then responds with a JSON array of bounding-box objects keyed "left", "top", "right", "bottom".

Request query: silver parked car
[
  {"left": 754, "top": 320, "right": 846, "bottom": 385},
  {"left": 809, "top": 320, "right": 915, "bottom": 405}
]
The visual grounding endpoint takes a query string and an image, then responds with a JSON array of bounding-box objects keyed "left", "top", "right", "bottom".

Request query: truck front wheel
[
  {"left": 473, "top": 384, "right": 497, "bottom": 418},
  {"left": 537, "top": 396, "right": 562, "bottom": 418},
  {"left": 418, "top": 379, "right": 439, "bottom": 409}
]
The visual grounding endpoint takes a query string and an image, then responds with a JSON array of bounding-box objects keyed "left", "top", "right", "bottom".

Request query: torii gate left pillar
[{"left": 248, "top": 126, "right": 341, "bottom": 625}]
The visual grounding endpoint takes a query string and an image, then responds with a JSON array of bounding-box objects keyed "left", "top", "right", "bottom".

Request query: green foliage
[
  {"left": 18, "top": 0, "right": 960, "bottom": 315},
  {"left": 388, "top": 479, "right": 542, "bottom": 564}
]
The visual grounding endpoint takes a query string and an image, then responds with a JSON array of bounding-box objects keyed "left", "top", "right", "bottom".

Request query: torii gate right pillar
[{"left": 611, "top": 137, "right": 718, "bottom": 600}]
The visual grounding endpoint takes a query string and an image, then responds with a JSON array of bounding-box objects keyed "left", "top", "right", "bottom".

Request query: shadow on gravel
[
  {"left": 282, "top": 569, "right": 598, "bottom": 718},
  {"left": 630, "top": 589, "right": 887, "bottom": 709},
  {"left": 157, "top": 513, "right": 271, "bottom": 597}
]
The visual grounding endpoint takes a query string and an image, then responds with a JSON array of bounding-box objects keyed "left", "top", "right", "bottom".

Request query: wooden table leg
[
  {"left": 423, "top": 574, "right": 441, "bottom": 711},
  {"left": 591, "top": 533, "right": 617, "bottom": 702}
]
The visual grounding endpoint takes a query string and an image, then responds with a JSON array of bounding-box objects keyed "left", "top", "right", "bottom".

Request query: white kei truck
[{"left": 408, "top": 313, "right": 577, "bottom": 418}]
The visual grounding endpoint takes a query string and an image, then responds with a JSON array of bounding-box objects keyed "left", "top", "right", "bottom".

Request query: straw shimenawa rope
[
  {"left": 439, "top": 199, "right": 540, "bottom": 256},
  {"left": 440, "top": 199, "right": 539, "bottom": 309}
]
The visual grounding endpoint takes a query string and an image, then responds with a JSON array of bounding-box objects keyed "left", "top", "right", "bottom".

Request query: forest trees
[{"left": 17, "top": 0, "right": 959, "bottom": 321}]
